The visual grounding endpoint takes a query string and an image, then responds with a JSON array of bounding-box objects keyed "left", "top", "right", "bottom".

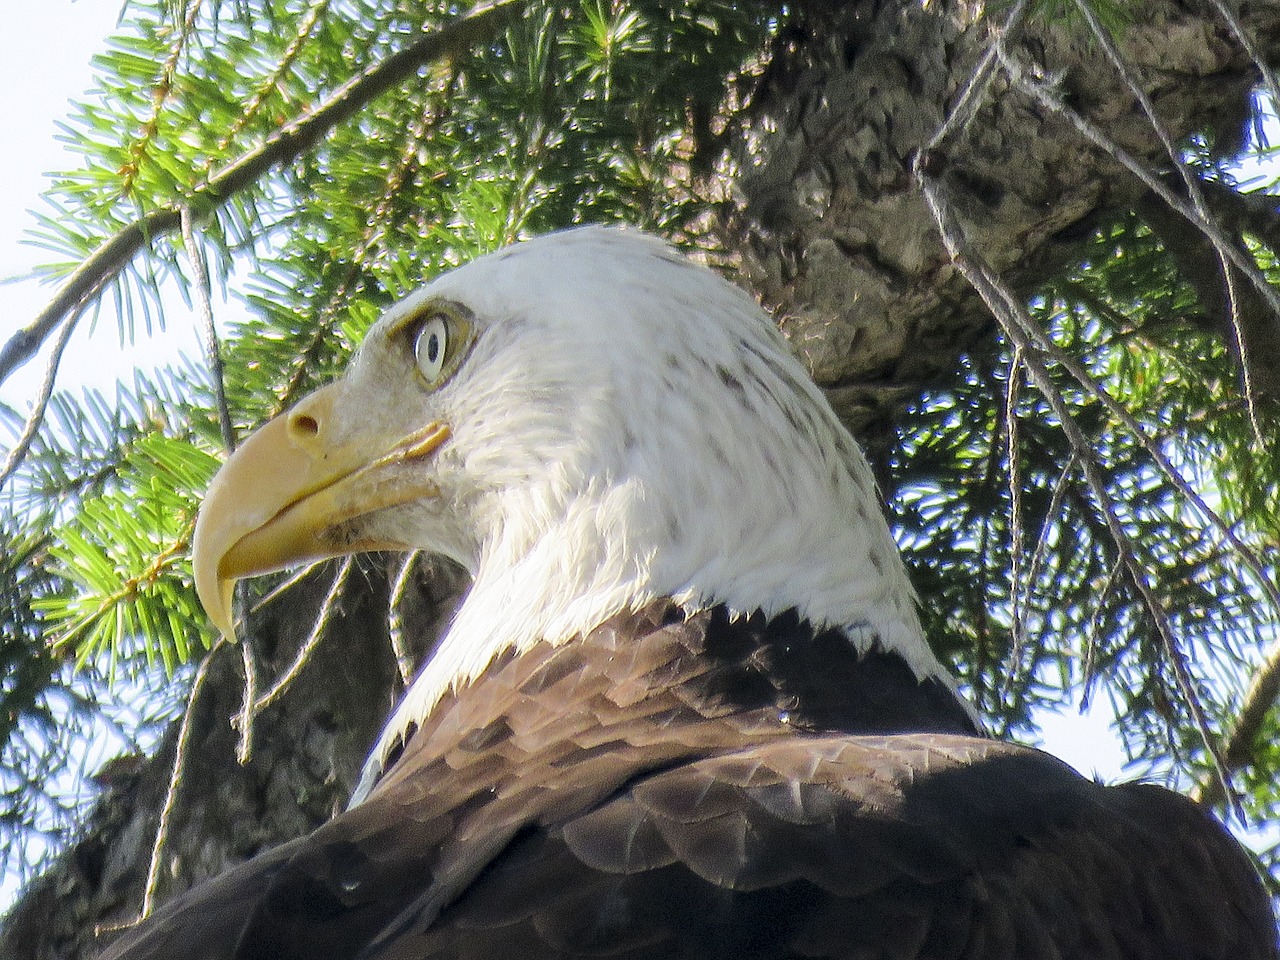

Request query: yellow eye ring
[{"left": 400, "top": 301, "right": 473, "bottom": 388}]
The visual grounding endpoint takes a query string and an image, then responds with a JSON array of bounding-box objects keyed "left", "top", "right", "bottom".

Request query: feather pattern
[{"left": 100, "top": 605, "right": 1274, "bottom": 959}]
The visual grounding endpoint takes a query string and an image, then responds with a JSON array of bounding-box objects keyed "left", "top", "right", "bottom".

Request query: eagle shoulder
[{"left": 98, "top": 607, "right": 1276, "bottom": 960}]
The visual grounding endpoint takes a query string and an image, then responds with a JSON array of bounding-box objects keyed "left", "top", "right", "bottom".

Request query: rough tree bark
[
  {"left": 4, "top": 1, "right": 1279, "bottom": 956},
  {"left": 715, "top": 0, "right": 1280, "bottom": 437}
]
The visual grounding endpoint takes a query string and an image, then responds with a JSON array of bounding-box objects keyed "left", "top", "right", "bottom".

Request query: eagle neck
[{"left": 351, "top": 602, "right": 977, "bottom": 807}]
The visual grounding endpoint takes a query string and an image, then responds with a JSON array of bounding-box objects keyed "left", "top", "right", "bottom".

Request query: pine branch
[
  {"left": 1194, "top": 636, "right": 1280, "bottom": 808},
  {"left": 272, "top": 83, "right": 451, "bottom": 415},
  {"left": 212, "top": 0, "right": 332, "bottom": 159},
  {"left": 925, "top": 27, "right": 1280, "bottom": 624},
  {"left": 0, "top": 0, "right": 527, "bottom": 391},
  {"left": 1137, "top": 191, "right": 1280, "bottom": 407},
  {"left": 919, "top": 168, "right": 1243, "bottom": 813}
]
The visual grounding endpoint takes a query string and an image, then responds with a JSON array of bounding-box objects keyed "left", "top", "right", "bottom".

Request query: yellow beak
[{"left": 192, "top": 383, "right": 450, "bottom": 639}]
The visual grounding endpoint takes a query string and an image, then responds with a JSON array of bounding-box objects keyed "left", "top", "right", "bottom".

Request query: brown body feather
[{"left": 98, "top": 603, "right": 1275, "bottom": 960}]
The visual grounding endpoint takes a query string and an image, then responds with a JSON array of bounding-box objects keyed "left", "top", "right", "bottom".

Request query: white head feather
[{"left": 347, "top": 226, "right": 958, "bottom": 802}]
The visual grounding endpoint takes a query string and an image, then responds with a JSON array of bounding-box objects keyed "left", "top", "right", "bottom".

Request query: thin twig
[
  {"left": 180, "top": 208, "right": 236, "bottom": 452},
  {"left": 990, "top": 38, "right": 1280, "bottom": 598},
  {"left": 0, "top": 209, "right": 180, "bottom": 387},
  {"left": 968, "top": 386, "right": 1008, "bottom": 714},
  {"left": 140, "top": 638, "right": 224, "bottom": 922},
  {"left": 235, "top": 637, "right": 258, "bottom": 765},
  {"left": 1021, "top": 325, "right": 1239, "bottom": 814},
  {"left": 919, "top": 173, "right": 1242, "bottom": 816},
  {"left": 1002, "top": 452, "right": 1078, "bottom": 703},
  {"left": 929, "top": 9, "right": 1278, "bottom": 612},
  {"left": 1072, "top": 0, "right": 1266, "bottom": 446},
  {"left": 388, "top": 552, "right": 420, "bottom": 686},
  {"left": 924, "top": 0, "right": 1033, "bottom": 152},
  {"left": 1012, "top": 305, "right": 1280, "bottom": 611},
  {"left": 0, "top": 0, "right": 528, "bottom": 389},
  {"left": 1004, "top": 346, "right": 1028, "bottom": 666},
  {"left": 920, "top": 150, "right": 1280, "bottom": 636},
  {"left": 1080, "top": 558, "right": 1124, "bottom": 710},
  {"left": 1220, "top": 264, "right": 1267, "bottom": 449},
  {"left": 250, "top": 558, "right": 351, "bottom": 714},
  {"left": 1073, "top": 0, "right": 1210, "bottom": 219},
  {"left": 0, "top": 296, "right": 85, "bottom": 490},
  {"left": 1022, "top": 453, "right": 1078, "bottom": 610},
  {"left": 248, "top": 561, "right": 327, "bottom": 615}
]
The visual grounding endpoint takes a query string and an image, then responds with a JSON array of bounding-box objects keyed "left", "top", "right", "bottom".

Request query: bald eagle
[{"left": 103, "top": 227, "right": 1273, "bottom": 959}]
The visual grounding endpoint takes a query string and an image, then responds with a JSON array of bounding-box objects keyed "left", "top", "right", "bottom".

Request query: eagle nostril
[{"left": 290, "top": 413, "right": 321, "bottom": 439}]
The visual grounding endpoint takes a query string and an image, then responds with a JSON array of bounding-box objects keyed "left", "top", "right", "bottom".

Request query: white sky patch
[{"left": 0, "top": 1, "right": 201, "bottom": 413}]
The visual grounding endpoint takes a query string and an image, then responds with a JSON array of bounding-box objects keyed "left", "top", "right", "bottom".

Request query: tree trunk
[
  {"left": 0, "top": 559, "right": 466, "bottom": 960},
  {"left": 714, "top": 0, "right": 1280, "bottom": 435},
  {"left": 5, "top": 1, "right": 1279, "bottom": 956}
]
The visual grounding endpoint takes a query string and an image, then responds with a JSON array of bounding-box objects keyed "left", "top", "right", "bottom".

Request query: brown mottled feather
[{"left": 98, "top": 605, "right": 1277, "bottom": 960}]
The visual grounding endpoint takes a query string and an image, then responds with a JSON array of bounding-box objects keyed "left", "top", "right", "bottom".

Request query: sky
[
  {"left": 0, "top": 1, "right": 201, "bottom": 413},
  {"left": 0, "top": 0, "right": 1145, "bottom": 908}
]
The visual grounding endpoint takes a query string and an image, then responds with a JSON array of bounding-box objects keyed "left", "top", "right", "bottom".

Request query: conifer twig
[
  {"left": 918, "top": 170, "right": 1243, "bottom": 816},
  {"left": 180, "top": 208, "right": 236, "bottom": 453},
  {"left": 0, "top": 0, "right": 527, "bottom": 390}
]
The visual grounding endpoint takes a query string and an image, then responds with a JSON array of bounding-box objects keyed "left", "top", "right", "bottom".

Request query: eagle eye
[{"left": 406, "top": 304, "right": 471, "bottom": 388}]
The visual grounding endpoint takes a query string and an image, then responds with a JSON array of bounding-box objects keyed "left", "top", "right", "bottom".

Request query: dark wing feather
[
  {"left": 441, "top": 736, "right": 1270, "bottom": 960},
  {"left": 96, "top": 606, "right": 1275, "bottom": 960},
  {"left": 194, "top": 735, "right": 1263, "bottom": 960}
]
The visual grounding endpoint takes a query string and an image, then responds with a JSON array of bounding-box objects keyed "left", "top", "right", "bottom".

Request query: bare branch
[
  {"left": 1073, "top": 0, "right": 1271, "bottom": 439},
  {"left": 0, "top": 297, "right": 85, "bottom": 490},
  {"left": 925, "top": 0, "right": 1033, "bottom": 153},
  {"left": 1137, "top": 191, "right": 1280, "bottom": 415},
  {"left": 1004, "top": 346, "right": 1028, "bottom": 665},
  {"left": 138, "top": 638, "right": 224, "bottom": 924},
  {"left": 249, "top": 558, "right": 352, "bottom": 715},
  {"left": 388, "top": 553, "right": 421, "bottom": 687},
  {"left": 234, "top": 638, "right": 258, "bottom": 766}
]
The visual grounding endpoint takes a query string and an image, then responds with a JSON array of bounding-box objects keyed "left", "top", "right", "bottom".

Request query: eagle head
[{"left": 193, "top": 226, "right": 945, "bottom": 740}]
